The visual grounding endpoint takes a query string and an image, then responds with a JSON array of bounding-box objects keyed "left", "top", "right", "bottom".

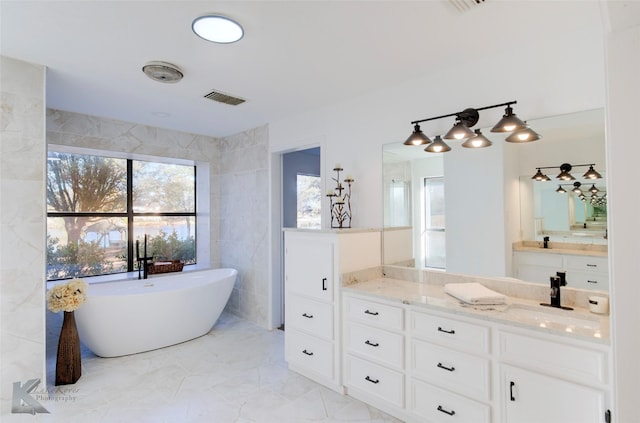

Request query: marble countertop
[
  {"left": 513, "top": 241, "right": 608, "bottom": 257},
  {"left": 342, "top": 278, "right": 609, "bottom": 344}
]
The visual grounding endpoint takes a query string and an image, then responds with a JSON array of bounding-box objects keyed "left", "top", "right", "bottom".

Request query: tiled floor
[{"left": 43, "top": 312, "right": 401, "bottom": 422}]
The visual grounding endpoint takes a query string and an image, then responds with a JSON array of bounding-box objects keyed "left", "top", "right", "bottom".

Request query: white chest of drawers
[
  {"left": 283, "top": 229, "right": 380, "bottom": 392},
  {"left": 408, "top": 309, "right": 492, "bottom": 423},
  {"left": 343, "top": 294, "right": 407, "bottom": 416}
]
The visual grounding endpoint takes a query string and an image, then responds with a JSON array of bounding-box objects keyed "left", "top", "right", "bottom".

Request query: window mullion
[{"left": 127, "top": 160, "right": 134, "bottom": 271}]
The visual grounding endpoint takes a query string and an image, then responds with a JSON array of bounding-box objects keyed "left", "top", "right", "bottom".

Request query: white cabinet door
[
  {"left": 285, "top": 236, "right": 333, "bottom": 301},
  {"left": 502, "top": 365, "right": 606, "bottom": 423}
]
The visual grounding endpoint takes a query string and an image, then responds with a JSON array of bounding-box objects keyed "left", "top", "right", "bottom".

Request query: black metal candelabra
[{"left": 326, "top": 165, "right": 354, "bottom": 228}]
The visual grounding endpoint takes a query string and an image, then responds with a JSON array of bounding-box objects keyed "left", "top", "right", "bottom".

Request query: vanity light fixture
[
  {"left": 583, "top": 165, "right": 602, "bottom": 179},
  {"left": 491, "top": 104, "right": 527, "bottom": 133},
  {"left": 404, "top": 123, "right": 432, "bottom": 146},
  {"left": 192, "top": 14, "right": 244, "bottom": 44},
  {"left": 556, "top": 185, "right": 567, "bottom": 193},
  {"left": 405, "top": 100, "right": 539, "bottom": 153},
  {"left": 589, "top": 184, "right": 599, "bottom": 194},
  {"left": 532, "top": 168, "right": 551, "bottom": 181},
  {"left": 462, "top": 129, "right": 492, "bottom": 148},
  {"left": 556, "top": 163, "right": 576, "bottom": 180},
  {"left": 531, "top": 163, "right": 603, "bottom": 182},
  {"left": 505, "top": 123, "right": 542, "bottom": 142},
  {"left": 424, "top": 135, "right": 451, "bottom": 153},
  {"left": 571, "top": 182, "right": 582, "bottom": 194}
]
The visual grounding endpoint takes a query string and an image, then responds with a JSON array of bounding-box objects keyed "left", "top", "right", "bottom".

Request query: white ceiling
[{"left": 0, "top": 1, "right": 607, "bottom": 138}]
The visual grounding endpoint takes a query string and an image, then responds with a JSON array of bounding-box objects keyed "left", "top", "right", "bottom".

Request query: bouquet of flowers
[{"left": 47, "top": 279, "right": 88, "bottom": 313}]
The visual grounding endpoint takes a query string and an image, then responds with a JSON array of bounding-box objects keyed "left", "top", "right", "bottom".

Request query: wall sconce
[
  {"left": 554, "top": 182, "right": 607, "bottom": 205},
  {"left": 531, "top": 163, "right": 603, "bottom": 181},
  {"left": 404, "top": 101, "right": 539, "bottom": 153},
  {"left": 326, "top": 164, "right": 353, "bottom": 228}
]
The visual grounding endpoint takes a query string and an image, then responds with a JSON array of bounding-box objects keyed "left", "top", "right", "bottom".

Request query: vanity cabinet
[
  {"left": 514, "top": 251, "right": 608, "bottom": 291},
  {"left": 408, "top": 310, "right": 492, "bottom": 423},
  {"left": 343, "top": 294, "right": 406, "bottom": 415},
  {"left": 284, "top": 229, "right": 380, "bottom": 392},
  {"left": 499, "top": 329, "right": 609, "bottom": 423},
  {"left": 341, "top": 285, "right": 611, "bottom": 423}
]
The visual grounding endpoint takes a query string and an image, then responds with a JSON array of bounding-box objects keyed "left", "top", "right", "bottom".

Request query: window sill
[{"left": 46, "top": 264, "right": 207, "bottom": 289}]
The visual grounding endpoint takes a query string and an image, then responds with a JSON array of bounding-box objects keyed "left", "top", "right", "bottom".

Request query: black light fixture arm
[
  {"left": 410, "top": 100, "right": 517, "bottom": 125},
  {"left": 535, "top": 163, "right": 596, "bottom": 171}
]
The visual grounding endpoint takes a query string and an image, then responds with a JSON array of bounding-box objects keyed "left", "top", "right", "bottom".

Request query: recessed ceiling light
[{"left": 192, "top": 15, "right": 244, "bottom": 44}]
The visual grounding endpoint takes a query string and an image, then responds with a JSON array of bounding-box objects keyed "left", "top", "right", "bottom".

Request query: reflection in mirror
[
  {"left": 382, "top": 108, "right": 607, "bottom": 270},
  {"left": 518, "top": 109, "right": 607, "bottom": 245},
  {"left": 520, "top": 174, "right": 607, "bottom": 244},
  {"left": 383, "top": 144, "right": 443, "bottom": 267}
]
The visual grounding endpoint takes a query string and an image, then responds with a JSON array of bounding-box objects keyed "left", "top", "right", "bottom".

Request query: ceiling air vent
[
  {"left": 203, "top": 90, "right": 246, "bottom": 106},
  {"left": 449, "top": 0, "right": 485, "bottom": 13}
]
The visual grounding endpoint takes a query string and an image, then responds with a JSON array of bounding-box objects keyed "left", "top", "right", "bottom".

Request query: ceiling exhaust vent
[
  {"left": 448, "top": 0, "right": 485, "bottom": 13},
  {"left": 203, "top": 90, "right": 246, "bottom": 106}
]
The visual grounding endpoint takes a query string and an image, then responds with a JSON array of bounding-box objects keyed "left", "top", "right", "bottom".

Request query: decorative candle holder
[{"left": 326, "top": 165, "right": 354, "bottom": 228}]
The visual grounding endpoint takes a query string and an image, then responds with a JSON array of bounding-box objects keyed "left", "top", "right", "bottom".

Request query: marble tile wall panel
[
  {"left": 0, "top": 56, "right": 46, "bottom": 416},
  {"left": 218, "top": 125, "right": 271, "bottom": 328}
]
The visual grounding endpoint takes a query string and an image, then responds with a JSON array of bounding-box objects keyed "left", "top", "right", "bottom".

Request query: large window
[
  {"left": 423, "top": 177, "right": 445, "bottom": 269},
  {"left": 47, "top": 151, "right": 196, "bottom": 281}
]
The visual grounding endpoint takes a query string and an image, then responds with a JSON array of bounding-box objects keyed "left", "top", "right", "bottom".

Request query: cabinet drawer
[
  {"left": 285, "top": 329, "right": 334, "bottom": 379},
  {"left": 410, "top": 311, "right": 490, "bottom": 353},
  {"left": 499, "top": 331, "right": 607, "bottom": 385},
  {"left": 410, "top": 379, "right": 490, "bottom": 423},
  {"left": 346, "top": 322, "right": 404, "bottom": 369},
  {"left": 287, "top": 296, "right": 333, "bottom": 340},
  {"left": 567, "top": 270, "right": 609, "bottom": 291},
  {"left": 516, "top": 252, "right": 563, "bottom": 267},
  {"left": 565, "top": 255, "right": 607, "bottom": 272},
  {"left": 345, "top": 355, "right": 404, "bottom": 408},
  {"left": 411, "top": 339, "right": 490, "bottom": 401},
  {"left": 345, "top": 296, "right": 404, "bottom": 331}
]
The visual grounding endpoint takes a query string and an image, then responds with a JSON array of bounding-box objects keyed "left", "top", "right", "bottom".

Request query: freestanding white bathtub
[{"left": 75, "top": 268, "right": 237, "bottom": 357}]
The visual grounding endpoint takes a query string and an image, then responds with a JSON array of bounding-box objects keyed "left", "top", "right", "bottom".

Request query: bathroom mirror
[{"left": 382, "top": 108, "right": 607, "bottom": 269}]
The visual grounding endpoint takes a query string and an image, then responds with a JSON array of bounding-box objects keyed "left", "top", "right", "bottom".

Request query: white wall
[
  {"left": 604, "top": 3, "right": 640, "bottom": 420},
  {"left": 270, "top": 15, "right": 605, "bottom": 276}
]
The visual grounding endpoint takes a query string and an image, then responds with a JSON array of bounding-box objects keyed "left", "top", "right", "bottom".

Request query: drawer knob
[
  {"left": 437, "top": 405, "right": 456, "bottom": 416},
  {"left": 364, "top": 340, "right": 379, "bottom": 347},
  {"left": 364, "top": 309, "right": 379, "bottom": 316},
  {"left": 437, "top": 362, "right": 456, "bottom": 372},
  {"left": 302, "top": 313, "right": 314, "bottom": 318},
  {"left": 302, "top": 349, "right": 314, "bottom": 356},
  {"left": 365, "top": 376, "right": 379, "bottom": 384},
  {"left": 437, "top": 326, "right": 456, "bottom": 335}
]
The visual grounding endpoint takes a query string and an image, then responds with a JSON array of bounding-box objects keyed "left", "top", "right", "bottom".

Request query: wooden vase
[{"left": 55, "top": 310, "right": 81, "bottom": 385}]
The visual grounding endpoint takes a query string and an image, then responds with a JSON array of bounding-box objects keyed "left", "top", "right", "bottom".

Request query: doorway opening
[{"left": 271, "top": 146, "right": 321, "bottom": 330}]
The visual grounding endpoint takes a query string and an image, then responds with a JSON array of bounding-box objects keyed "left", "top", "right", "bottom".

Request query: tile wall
[{"left": 0, "top": 56, "right": 47, "bottom": 415}]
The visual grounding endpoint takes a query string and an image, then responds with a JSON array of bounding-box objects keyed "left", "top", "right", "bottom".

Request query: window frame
[{"left": 46, "top": 147, "right": 197, "bottom": 281}]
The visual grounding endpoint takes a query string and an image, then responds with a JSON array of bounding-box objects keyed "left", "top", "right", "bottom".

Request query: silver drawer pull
[
  {"left": 437, "top": 326, "right": 455, "bottom": 335},
  {"left": 586, "top": 264, "right": 598, "bottom": 267},
  {"left": 302, "top": 313, "right": 314, "bottom": 318},
  {"left": 365, "top": 376, "right": 379, "bottom": 384},
  {"left": 364, "top": 309, "right": 379, "bottom": 316},
  {"left": 437, "top": 405, "right": 456, "bottom": 416},
  {"left": 365, "top": 340, "right": 379, "bottom": 347},
  {"left": 437, "top": 362, "right": 456, "bottom": 372},
  {"left": 302, "top": 349, "right": 313, "bottom": 356}
]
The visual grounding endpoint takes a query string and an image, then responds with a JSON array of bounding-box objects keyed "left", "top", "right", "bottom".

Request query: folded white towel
[{"left": 444, "top": 282, "right": 507, "bottom": 305}]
